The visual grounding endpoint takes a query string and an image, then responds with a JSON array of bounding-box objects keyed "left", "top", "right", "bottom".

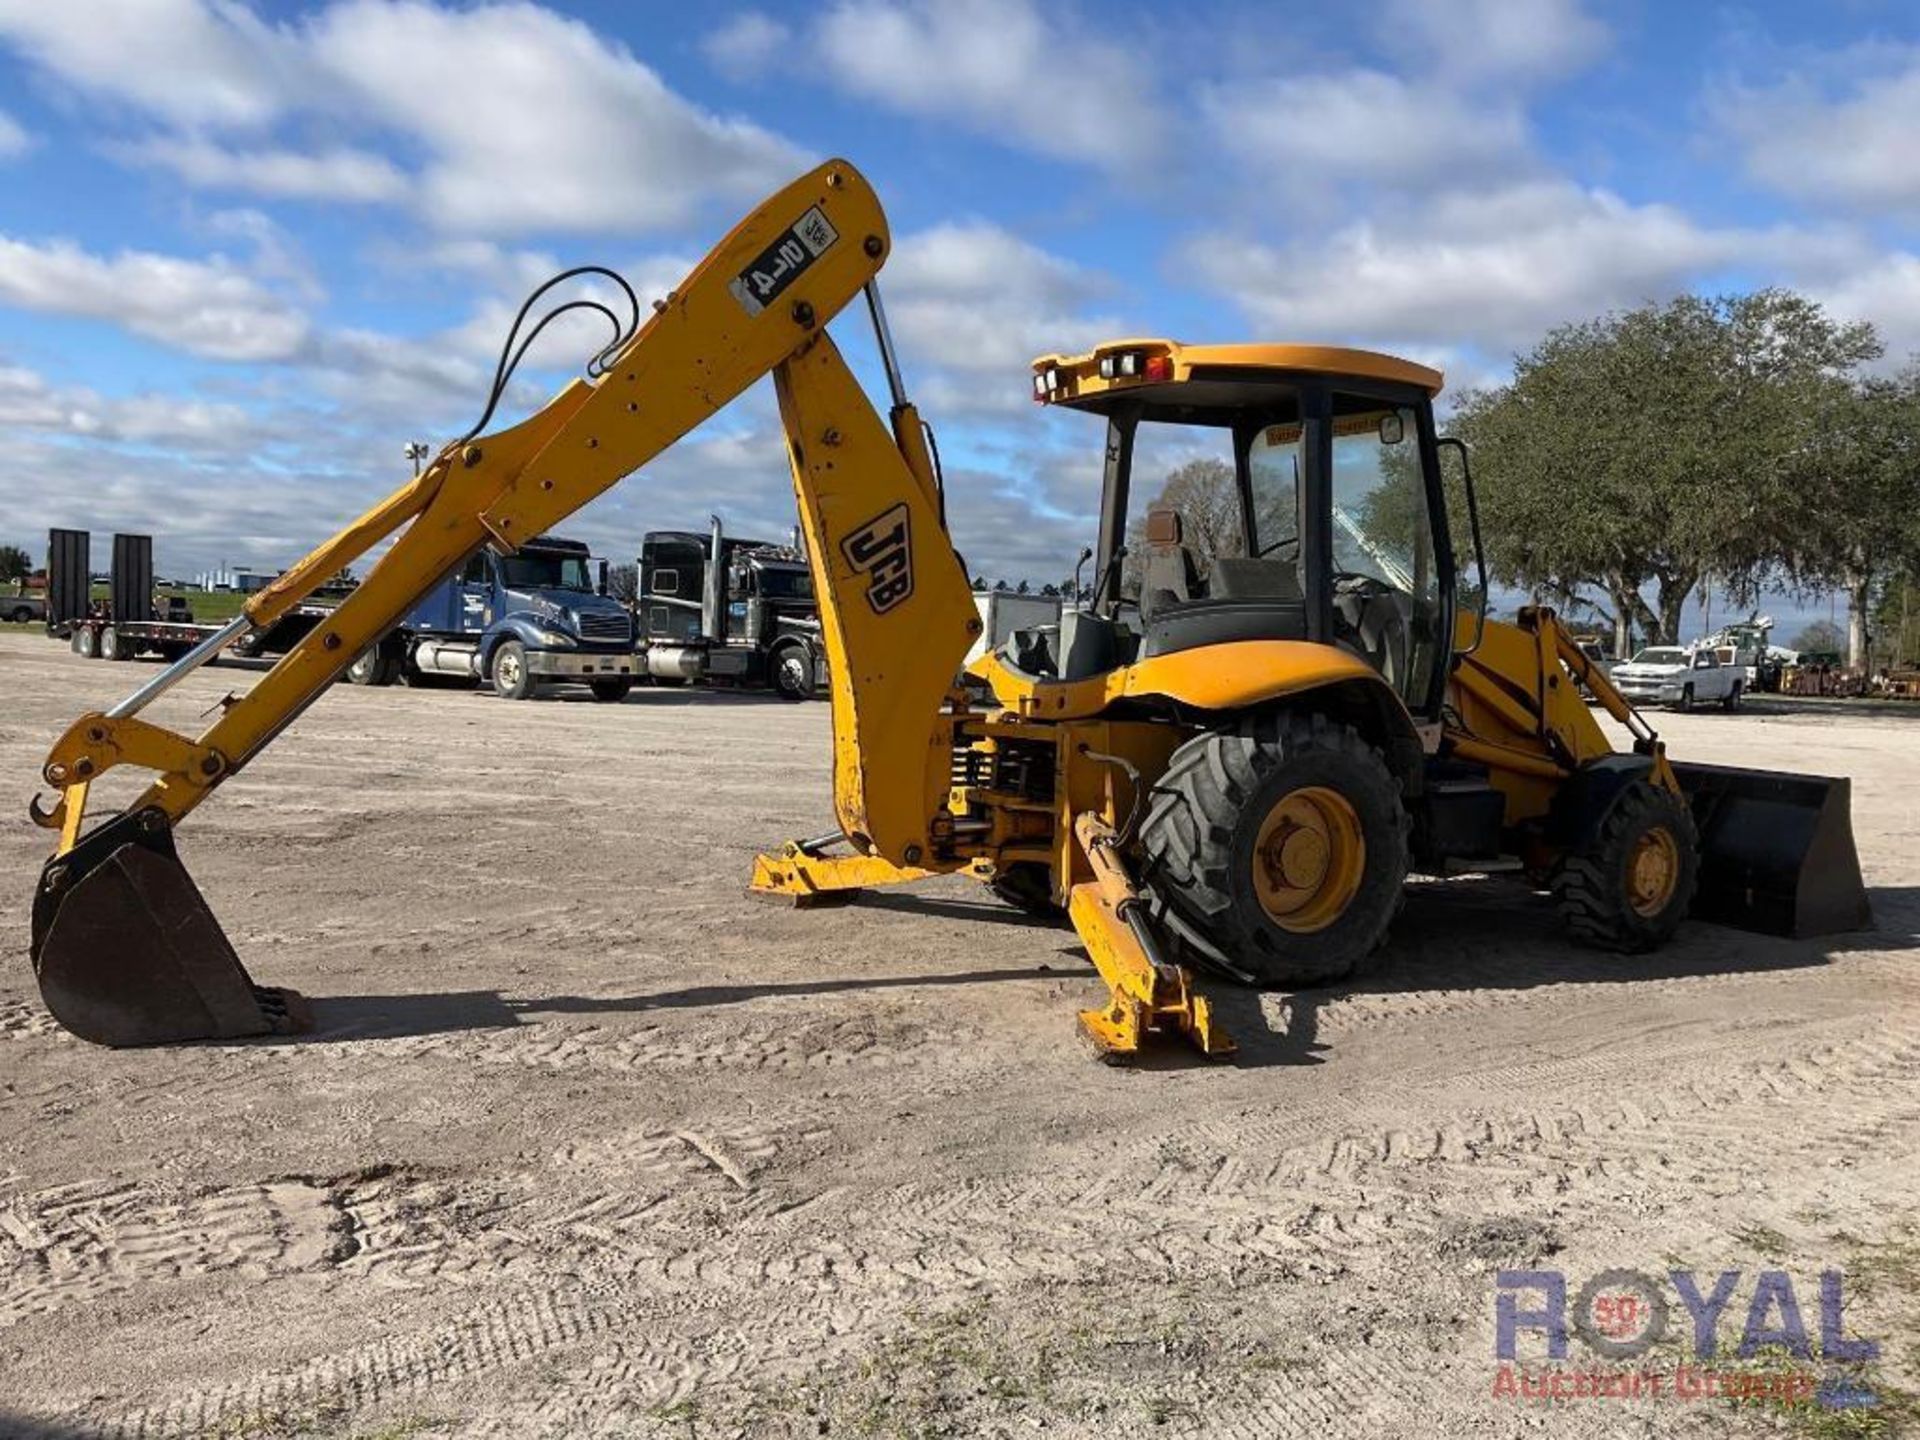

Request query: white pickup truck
[{"left": 1609, "top": 645, "right": 1743, "bottom": 711}]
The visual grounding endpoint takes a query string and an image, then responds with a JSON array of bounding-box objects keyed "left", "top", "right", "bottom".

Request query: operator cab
[{"left": 1027, "top": 339, "right": 1458, "bottom": 721}]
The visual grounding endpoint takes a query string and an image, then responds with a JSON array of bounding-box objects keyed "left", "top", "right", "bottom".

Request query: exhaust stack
[{"left": 703, "top": 514, "right": 727, "bottom": 646}]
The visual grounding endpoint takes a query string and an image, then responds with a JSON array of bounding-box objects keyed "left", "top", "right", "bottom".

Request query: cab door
[
  {"left": 1320, "top": 387, "right": 1452, "bottom": 719},
  {"left": 458, "top": 552, "right": 492, "bottom": 634}
]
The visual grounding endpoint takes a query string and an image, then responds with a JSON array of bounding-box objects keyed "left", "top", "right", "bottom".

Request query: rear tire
[
  {"left": 589, "top": 677, "right": 632, "bottom": 703},
  {"left": 490, "top": 640, "right": 536, "bottom": 700},
  {"left": 1553, "top": 781, "right": 1699, "bottom": 952},
  {"left": 7, "top": 605, "right": 31, "bottom": 623},
  {"left": 99, "top": 625, "right": 132, "bottom": 661},
  {"left": 71, "top": 627, "right": 97, "bottom": 659},
  {"left": 1721, "top": 681, "right": 1742, "bottom": 712},
  {"left": 1140, "top": 710, "right": 1409, "bottom": 987}
]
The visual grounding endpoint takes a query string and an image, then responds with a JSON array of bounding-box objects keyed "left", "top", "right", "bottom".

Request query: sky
[{"left": 1, "top": 0, "right": 1918, "bottom": 632}]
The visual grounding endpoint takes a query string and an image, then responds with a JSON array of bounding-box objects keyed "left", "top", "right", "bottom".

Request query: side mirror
[
  {"left": 1436, "top": 436, "right": 1487, "bottom": 656},
  {"left": 1378, "top": 413, "right": 1405, "bottom": 446},
  {"left": 596, "top": 559, "right": 609, "bottom": 597}
]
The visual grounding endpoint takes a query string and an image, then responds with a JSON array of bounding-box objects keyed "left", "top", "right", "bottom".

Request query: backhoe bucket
[
  {"left": 1672, "top": 762, "right": 1872, "bottom": 939},
  {"left": 30, "top": 810, "right": 311, "bottom": 1047}
]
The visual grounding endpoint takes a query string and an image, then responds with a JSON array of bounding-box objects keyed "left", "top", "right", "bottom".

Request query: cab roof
[{"left": 1029, "top": 338, "right": 1444, "bottom": 419}]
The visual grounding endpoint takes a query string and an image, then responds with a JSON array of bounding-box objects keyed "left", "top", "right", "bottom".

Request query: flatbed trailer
[
  {"left": 62, "top": 606, "right": 343, "bottom": 663},
  {"left": 49, "top": 529, "right": 340, "bottom": 664}
]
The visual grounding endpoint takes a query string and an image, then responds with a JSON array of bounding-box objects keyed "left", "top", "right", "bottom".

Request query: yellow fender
[{"left": 972, "top": 640, "right": 1418, "bottom": 739}]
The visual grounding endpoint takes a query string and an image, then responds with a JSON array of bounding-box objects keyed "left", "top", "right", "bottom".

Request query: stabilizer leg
[
  {"left": 749, "top": 834, "right": 932, "bottom": 907},
  {"left": 1069, "top": 814, "right": 1234, "bottom": 1062}
]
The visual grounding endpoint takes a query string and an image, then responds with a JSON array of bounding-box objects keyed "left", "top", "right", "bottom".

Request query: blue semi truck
[{"left": 346, "top": 533, "right": 637, "bottom": 701}]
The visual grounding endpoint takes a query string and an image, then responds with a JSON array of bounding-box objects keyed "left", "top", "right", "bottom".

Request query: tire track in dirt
[
  {"left": 351, "top": 1010, "right": 1000, "bottom": 1079},
  {"left": 0, "top": 1178, "right": 349, "bottom": 1330},
  {"left": 102, "top": 1288, "right": 655, "bottom": 1439},
  {"left": 74, "top": 1034, "right": 1919, "bottom": 1437},
  {"left": 0, "top": 996, "right": 64, "bottom": 1042},
  {"left": 1297, "top": 940, "right": 1919, "bottom": 1042}
]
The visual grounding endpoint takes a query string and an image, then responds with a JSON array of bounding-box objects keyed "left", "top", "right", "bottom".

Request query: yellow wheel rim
[
  {"left": 1627, "top": 827, "right": 1680, "bottom": 918},
  {"left": 1251, "top": 786, "right": 1366, "bottom": 933}
]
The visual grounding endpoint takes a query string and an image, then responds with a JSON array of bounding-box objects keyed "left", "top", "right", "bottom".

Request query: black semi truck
[{"left": 637, "top": 518, "right": 823, "bottom": 700}]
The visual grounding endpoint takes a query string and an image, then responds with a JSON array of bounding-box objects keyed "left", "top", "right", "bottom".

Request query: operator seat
[
  {"left": 1140, "top": 505, "right": 1203, "bottom": 618},
  {"left": 1135, "top": 506, "right": 1310, "bottom": 658}
]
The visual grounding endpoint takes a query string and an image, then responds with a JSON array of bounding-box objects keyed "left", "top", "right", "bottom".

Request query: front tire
[
  {"left": 1676, "top": 684, "right": 1694, "bottom": 713},
  {"left": 589, "top": 677, "right": 632, "bottom": 703},
  {"left": 347, "top": 642, "right": 399, "bottom": 687},
  {"left": 491, "top": 640, "right": 536, "bottom": 700},
  {"left": 1553, "top": 781, "right": 1699, "bottom": 952},
  {"left": 770, "top": 644, "right": 813, "bottom": 701},
  {"left": 1140, "top": 710, "right": 1409, "bottom": 987}
]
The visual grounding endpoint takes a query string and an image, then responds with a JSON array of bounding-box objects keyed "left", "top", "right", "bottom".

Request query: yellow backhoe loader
[{"left": 28, "top": 159, "right": 1871, "bottom": 1057}]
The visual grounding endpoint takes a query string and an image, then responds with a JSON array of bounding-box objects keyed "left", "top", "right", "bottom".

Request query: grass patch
[
  {"left": 1734, "top": 1223, "right": 1794, "bottom": 1260},
  {"left": 702, "top": 1286, "right": 1299, "bottom": 1438},
  {"left": 193, "top": 1398, "right": 349, "bottom": 1438}
]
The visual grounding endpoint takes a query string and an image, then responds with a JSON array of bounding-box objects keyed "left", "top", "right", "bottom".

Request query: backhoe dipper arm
[{"left": 30, "top": 159, "right": 978, "bottom": 1047}]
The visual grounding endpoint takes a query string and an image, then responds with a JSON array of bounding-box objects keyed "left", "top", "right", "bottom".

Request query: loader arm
[{"left": 29, "top": 158, "right": 978, "bottom": 1046}]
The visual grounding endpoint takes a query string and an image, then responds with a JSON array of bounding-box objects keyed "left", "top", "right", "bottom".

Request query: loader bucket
[
  {"left": 30, "top": 809, "right": 312, "bottom": 1047},
  {"left": 1671, "top": 762, "right": 1872, "bottom": 939}
]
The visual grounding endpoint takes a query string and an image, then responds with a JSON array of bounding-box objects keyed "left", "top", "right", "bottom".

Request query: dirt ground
[{"left": 1, "top": 629, "right": 1916, "bottom": 1439}]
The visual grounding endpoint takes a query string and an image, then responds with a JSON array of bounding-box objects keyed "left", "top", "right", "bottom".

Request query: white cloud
[
  {"left": 0, "top": 0, "right": 808, "bottom": 233},
  {"left": 0, "top": 426, "right": 405, "bottom": 573},
  {"left": 116, "top": 135, "right": 408, "bottom": 203},
  {"left": 0, "top": 107, "right": 29, "bottom": 158},
  {"left": 814, "top": 0, "right": 1161, "bottom": 169},
  {"left": 1808, "top": 250, "right": 1920, "bottom": 366},
  {"left": 0, "top": 363, "right": 277, "bottom": 448},
  {"left": 702, "top": 12, "right": 791, "bottom": 80},
  {"left": 0, "top": 0, "right": 297, "bottom": 127},
  {"left": 1383, "top": 0, "right": 1609, "bottom": 83},
  {"left": 301, "top": 0, "right": 806, "bottom": 234},
  {"left": 1713, "top": 50, "right": 1920, "bottom": 212},
  {"left": 1204, "top": 70, "right": 1530, "bottom": 187},
  {"left": 0, "top": 233, "right": 310, "bottom": 360},
  {"left": 882, "top": 220, "right": 1126, "bottom": 416},
  {"left": 1181, "top": 181, "right": 1843, "bottom": 357}
]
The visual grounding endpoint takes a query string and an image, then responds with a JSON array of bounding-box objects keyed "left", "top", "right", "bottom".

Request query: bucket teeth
[{"left": 30, "top": 809, "right": 310, "bottom": 1047}]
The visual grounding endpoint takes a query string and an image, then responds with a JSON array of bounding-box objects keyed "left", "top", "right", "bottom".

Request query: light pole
[{"left": 403, "top": 440, "right": 429, "bottom": 476}]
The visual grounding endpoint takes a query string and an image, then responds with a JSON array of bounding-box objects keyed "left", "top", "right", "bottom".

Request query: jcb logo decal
[{"left": 841, "top": 504, "right": 913, "bottom": 615}]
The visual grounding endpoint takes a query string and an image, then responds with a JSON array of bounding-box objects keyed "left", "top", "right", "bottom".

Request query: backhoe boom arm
[{"left": 37, "top": 159, "right": 974, "bottom": 867}]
